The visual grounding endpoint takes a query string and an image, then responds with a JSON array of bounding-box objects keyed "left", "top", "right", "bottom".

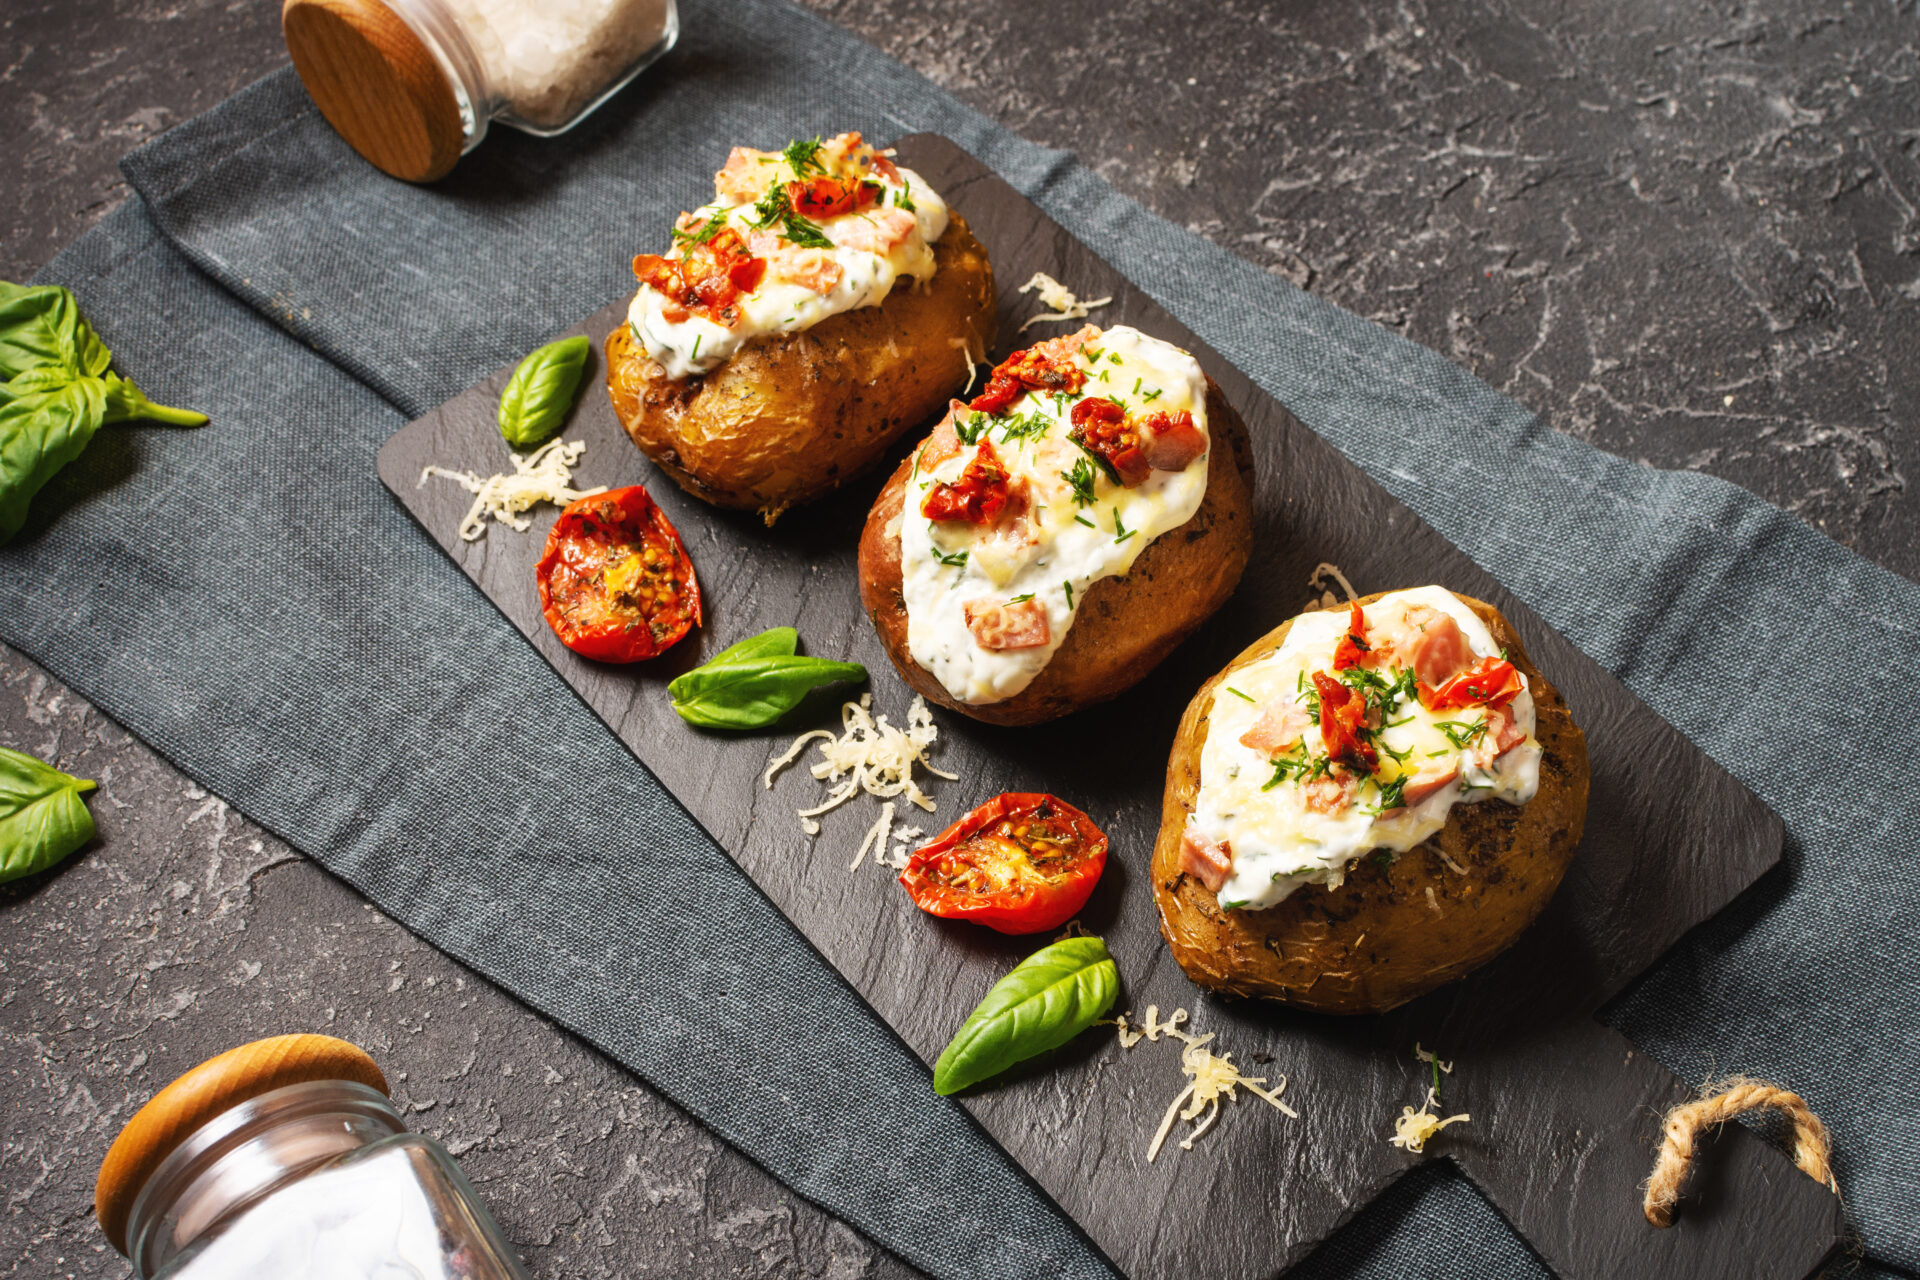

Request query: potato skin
[
  {"left": 606, "top": 212, "right": 996, "bottom": 524},
  {"left": 1151, "top": 592, "right": 1590, "bottom": 1014},
  {"left": 857, "top": 378, "right": 1257, "bottom": 726}
]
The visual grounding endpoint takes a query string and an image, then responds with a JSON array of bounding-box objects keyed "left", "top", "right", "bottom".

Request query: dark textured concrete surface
[{"left": 2, "top": 0, "right": 1914, "bottom": 1276}]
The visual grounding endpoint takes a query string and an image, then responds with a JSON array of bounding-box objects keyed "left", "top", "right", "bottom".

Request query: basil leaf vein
[
  {"left": 0, "top": 746, "right": 98, "bottom": 883},
  {"left": 933, "top": 936, "right": 1119, "bottom": 1096},
  {"left": 498, "top": 334, "right": 591, "bottom": 450}
]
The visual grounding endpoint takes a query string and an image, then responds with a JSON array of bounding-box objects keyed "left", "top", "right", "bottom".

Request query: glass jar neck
[
  {"left": 126, "top": 1080, "right": 406, "bottom": 1279},
  {"left": 382, "top": 0, "right": 495, "bottom": 151}
]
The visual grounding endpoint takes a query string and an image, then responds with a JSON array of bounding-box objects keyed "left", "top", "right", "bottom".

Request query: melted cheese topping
[
  {"left": 628, "top": 141, "right": 950, "bottom": 380},
  {"left": 1190, "top": 586, "right": 1544, "bottom": 911},
  {"left": 899, "top": 325, "right": 1211, "bottom": 705}
]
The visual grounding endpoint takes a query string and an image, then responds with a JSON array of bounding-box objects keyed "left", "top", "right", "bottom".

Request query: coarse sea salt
[{"left": 434, "top": 0, "right": 674, "bottom": 129}]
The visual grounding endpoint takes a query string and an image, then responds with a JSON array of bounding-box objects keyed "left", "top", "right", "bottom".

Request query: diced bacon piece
[
  {"left": 964, "top": 597, "right": 1051, "bottom": 651},
  {"left": 827, "top": 207, "right": 919, "bottom": 254},
  {"left": 918, "top": 407, "right": 966, "bottom": 470},
  {"left": 1304, "top": 773, "right": 1356, "bottom": 815},
  {"left": 1399, "top": 765, "right": 1461, "bottom": 809},
  {"left": 1030, "top": 324, "right": 1101, "bottom": 364},
  {"left": 744, "top": 228, "right": 784, "bottom": 257},
  {"left": 1140, "top": 410, "right": 1207, "bottom": 471},
  {"left": 1483, "top": 706, "right": 1528, "bottom": 757},
  {"left": 769, "top": 246, "right": 843, "bottom": 293},
  {"left": 715, "top": 146, "right": 778, "bottom": 201},
  {"left": 1180, "top": 829, "right": 1234, "bottom": 894},
  {"left": 1239, "top": 701, "right": 1312, "bottom": 756},
  {"left": 1403, "top": 610, "right": 1473, "bottom": 688}
]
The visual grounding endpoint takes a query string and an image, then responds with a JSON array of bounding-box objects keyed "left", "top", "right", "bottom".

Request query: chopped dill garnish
[
  {"left": 782, "top": 136, "right": 825, "bottom": 174},
  {"left": 1060, "top": 455, "right": 1099, "bottom": 507}
]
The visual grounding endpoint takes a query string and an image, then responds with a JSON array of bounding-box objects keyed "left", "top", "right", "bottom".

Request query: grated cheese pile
[
  {"left": 763, "top": 694, "right": 954, "bottom": 841},
  {"left": 1389, "top": 1043, "right": 1469, "bottom": 1153},
  {"left": 1112, "top": 1006, "right": 1298, "bottom": 1161},
  {"left": 419, "top": 438, "right": 606, "bottom": 541},
  {"left": 1017, "top": 272, "right": 1114, "bottom": 331}
]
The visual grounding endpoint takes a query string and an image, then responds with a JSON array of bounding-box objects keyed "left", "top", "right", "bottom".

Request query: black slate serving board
[{"left": 377, "top": 135, "right": 1843, "bottom": 1279}]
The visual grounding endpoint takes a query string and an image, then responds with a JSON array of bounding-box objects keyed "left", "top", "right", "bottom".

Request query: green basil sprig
[
  {"left": 668, "top": 627, "right": 866, "bottom": 730},
  {"left": 0, "top": 281, "right": 208, "bottom": 543},
  {"left": 498, "top": 334, "right": 591, "bottom": 449},
  {"left": 933, "top": 936, "right": 1119, "bottom": 1096},
  {"left": 0, "top": 746, "right": 98, "bottom": 883}
]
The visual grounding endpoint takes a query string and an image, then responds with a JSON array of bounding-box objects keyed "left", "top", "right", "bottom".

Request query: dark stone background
[{"left": 2, "top": 0, "right": 1912, "bottom": 1276}]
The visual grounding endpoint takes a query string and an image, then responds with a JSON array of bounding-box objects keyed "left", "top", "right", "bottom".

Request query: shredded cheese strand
[
  {"left": 763, "top": 695, "right": 954, "bottom": 839},
  {"left": 851, "top": 801, "right": 895, "bottom": 871},
  {"left": 1305, "top": 560, "right": 1360, "bottom": 609},
  {"left": 1390, "top": 1088, "right": 1470, "bottom": 1153},
  {"left": 419, "top": 438, "right": 606, "bottom": 541},
  {"left": 1017, "top": 272, "right": 1113, "bottom": 331},
  {"left": 1114, "top": 1005, "right": 1297, "bottom": 1161}
]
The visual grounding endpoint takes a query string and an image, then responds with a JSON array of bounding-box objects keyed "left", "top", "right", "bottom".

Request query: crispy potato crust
[
  {"left": 1150, "top": 592, "right": 1590, "bottom": 1014},
  {"left": 606, "top": 212, "right": 996, "bottom": 524},
  {"left": 857, "top": 378, "right": 1257, "bottom": 726}
]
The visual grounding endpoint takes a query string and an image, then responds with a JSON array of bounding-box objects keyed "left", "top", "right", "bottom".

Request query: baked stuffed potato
[
  {"left": 606, "top": 133, "right": 996, "bottom": 524},
  {"left": 859, "top": 324, "right": 1256, "bottom": 726},
  {"left": 1152, "top": 587, "right": 1588, "bottom": 1013}
]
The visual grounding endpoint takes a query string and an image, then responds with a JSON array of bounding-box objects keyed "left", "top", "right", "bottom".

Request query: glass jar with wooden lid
[
  {"left": 96, "top": 1034, "right": 530, "bottom": 1279},
  {"left": 282, "top": 0, "right": 678, "bottom": 181}
]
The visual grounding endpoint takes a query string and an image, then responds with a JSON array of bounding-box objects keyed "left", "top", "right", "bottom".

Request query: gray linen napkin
[{"left": 4, "top": 0, "right": 1915, "bottom": 1275}]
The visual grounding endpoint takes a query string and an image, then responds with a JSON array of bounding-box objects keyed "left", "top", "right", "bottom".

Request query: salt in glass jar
[
  {"left": 97, "top": 1034, "right": 531, "bottom": 1280},
  {"left": 282, "top": 0, "right": 677, "bottom": 181}
]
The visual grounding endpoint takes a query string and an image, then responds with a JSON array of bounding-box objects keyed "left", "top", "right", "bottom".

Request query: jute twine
[{"left": 1643, "top": 1077, "right": 1839, "bottom": 1227}]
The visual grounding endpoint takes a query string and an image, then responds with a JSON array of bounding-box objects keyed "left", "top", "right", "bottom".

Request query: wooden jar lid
[
  {"left": 95, "top": 1034, "right": 388, "bottom": 1256},
  {"left": 282, "top": 0, "right": 466, "bottom": 182}
]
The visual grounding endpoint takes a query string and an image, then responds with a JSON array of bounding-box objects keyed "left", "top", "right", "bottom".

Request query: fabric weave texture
[{"left": 3, "top": 2, "right": 1914, "bottom": 1276}]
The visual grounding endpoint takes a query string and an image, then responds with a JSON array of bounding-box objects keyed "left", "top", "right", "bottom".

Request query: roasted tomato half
[
  {"left": 536, "top": 486, "right": 701, "bottom": 663},
  {"left": 899, "top": 792, "right": 1108, "bottom": 934}
]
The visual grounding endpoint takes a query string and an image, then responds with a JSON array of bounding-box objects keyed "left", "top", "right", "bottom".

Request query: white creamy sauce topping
[
  {"left": 900, "top": 325, "right": 1210, "bottom": 704},
  {"left": 1192, "top": 586, "right": 1543, "bottom": 911},
  {"left": 627, "top": 163, "right": 949, "bottom": 380}
]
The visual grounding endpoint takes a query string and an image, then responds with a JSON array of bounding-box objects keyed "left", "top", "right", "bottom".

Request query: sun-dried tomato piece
[
  {"left": 921, "top": 440, "right": 1021, "bottom": 525},
  {"left": 1068, "top": 397, "right": 1150, "bottom": 487}
]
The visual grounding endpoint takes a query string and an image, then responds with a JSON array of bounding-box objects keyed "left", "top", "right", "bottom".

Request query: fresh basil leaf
[
  {"left": 0, "top": 379, "right": 107, "bottom": 543},
  {"left": 933, "top": 936, "right": 1119, "bottom": 1096},
  {"left": 498, "top": 334, "right": 591, "bottom": 449},
  {"left": 697, "top": 626, "right": 799, "bottom": 671},
  {"left": 0, "top": 746, "right": 98, "bottom": 883},
  {"left": 669, "top": 653, "right": 867, "bottom": 730},
  {"left": 0, "top": 282, "right": 107, "bottom": 381}
]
